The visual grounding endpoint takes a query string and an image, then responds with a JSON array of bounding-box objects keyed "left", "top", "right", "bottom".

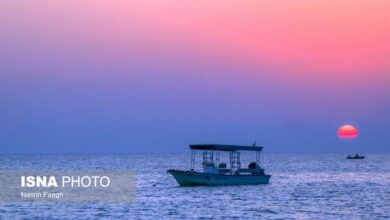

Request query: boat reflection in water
[{"left": 168, "top": 144, "right": 271, "bottom": 186}]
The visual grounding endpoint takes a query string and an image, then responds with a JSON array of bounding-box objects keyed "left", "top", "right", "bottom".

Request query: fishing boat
[
  {"left": 346, "top": 154, "right": 365, "bottom": 159},
  {"left": 167, "top": 144, "right": 271, "bottom": 186}
]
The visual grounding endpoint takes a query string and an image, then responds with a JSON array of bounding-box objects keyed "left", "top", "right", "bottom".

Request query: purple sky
[{"left": 1, "top": 1, "right": 389, "bottom": 153}]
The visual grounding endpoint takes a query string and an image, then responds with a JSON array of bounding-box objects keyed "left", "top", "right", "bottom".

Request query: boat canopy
[{"left": 189, "top": 144, "right": 263, "bottom": 152}]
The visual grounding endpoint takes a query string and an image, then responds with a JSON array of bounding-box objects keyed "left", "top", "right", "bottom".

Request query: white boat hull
[{"left": 168, "top": 170, "right": 271, "bottom": 186}]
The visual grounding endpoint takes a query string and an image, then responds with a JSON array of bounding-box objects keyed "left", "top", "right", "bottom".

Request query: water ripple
[{"left": 0, "top": 153, "right": 389, "bottom": 219}]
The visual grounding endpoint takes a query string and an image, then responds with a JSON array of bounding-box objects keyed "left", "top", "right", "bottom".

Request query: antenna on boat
[{"left": 253, "top": 141, "right": 256, "bottom": 146}]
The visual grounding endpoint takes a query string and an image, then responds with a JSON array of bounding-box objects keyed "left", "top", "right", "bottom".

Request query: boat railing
[{"left": 189, "top": 145, "right": 265, "bottom": 175}]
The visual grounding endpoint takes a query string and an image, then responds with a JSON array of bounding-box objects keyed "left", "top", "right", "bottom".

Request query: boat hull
[
  {"left": 167, "top": 170, "right": 271, "bottom": 186},
  {"left": 346, "top": 156, "right": 365, "bottom": 159}
]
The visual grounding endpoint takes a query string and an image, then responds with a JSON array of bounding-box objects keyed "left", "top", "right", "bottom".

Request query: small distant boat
[
  {"left": 167, "top": 143, "right": 271, "bottom": 186},
  {"left": 346, "top": 154, "right": 365, "bottom": 159}
]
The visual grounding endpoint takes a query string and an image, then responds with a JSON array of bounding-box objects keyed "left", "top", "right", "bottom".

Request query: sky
[{"left": 1, "top": 0, "right": 389, "bottom": 154}]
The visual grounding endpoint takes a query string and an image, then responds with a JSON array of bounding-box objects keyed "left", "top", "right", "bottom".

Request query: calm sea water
[{"left": 0, "top": 153, "right": 389, "bottom": 219}]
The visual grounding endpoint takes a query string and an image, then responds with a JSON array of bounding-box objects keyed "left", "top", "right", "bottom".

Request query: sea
[{"left": 0, "top": 153, "right": 389, "bottom": 219}]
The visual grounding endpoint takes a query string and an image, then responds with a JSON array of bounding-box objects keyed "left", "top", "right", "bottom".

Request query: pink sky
[
  {"left": 130, "top": 0, "right": 390, "bottom": 73},
  {"left": 2, "top": 0, "right": 390, "bottom": 80}
]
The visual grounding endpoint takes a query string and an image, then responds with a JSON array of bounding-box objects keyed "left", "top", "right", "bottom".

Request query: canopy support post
[
  {"left": 191, "top": 149, "right": 196, "bottom": 171},
  {"left": 229, "top": 151, "right": 233, "bottom": 175},
  {"left": 256, "top": 151, "right": 260, "bottom": 175}
]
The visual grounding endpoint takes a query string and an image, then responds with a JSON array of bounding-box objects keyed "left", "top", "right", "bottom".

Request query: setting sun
[{"left": 338, "top": 125, "right": 358, "bottom": 138}]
